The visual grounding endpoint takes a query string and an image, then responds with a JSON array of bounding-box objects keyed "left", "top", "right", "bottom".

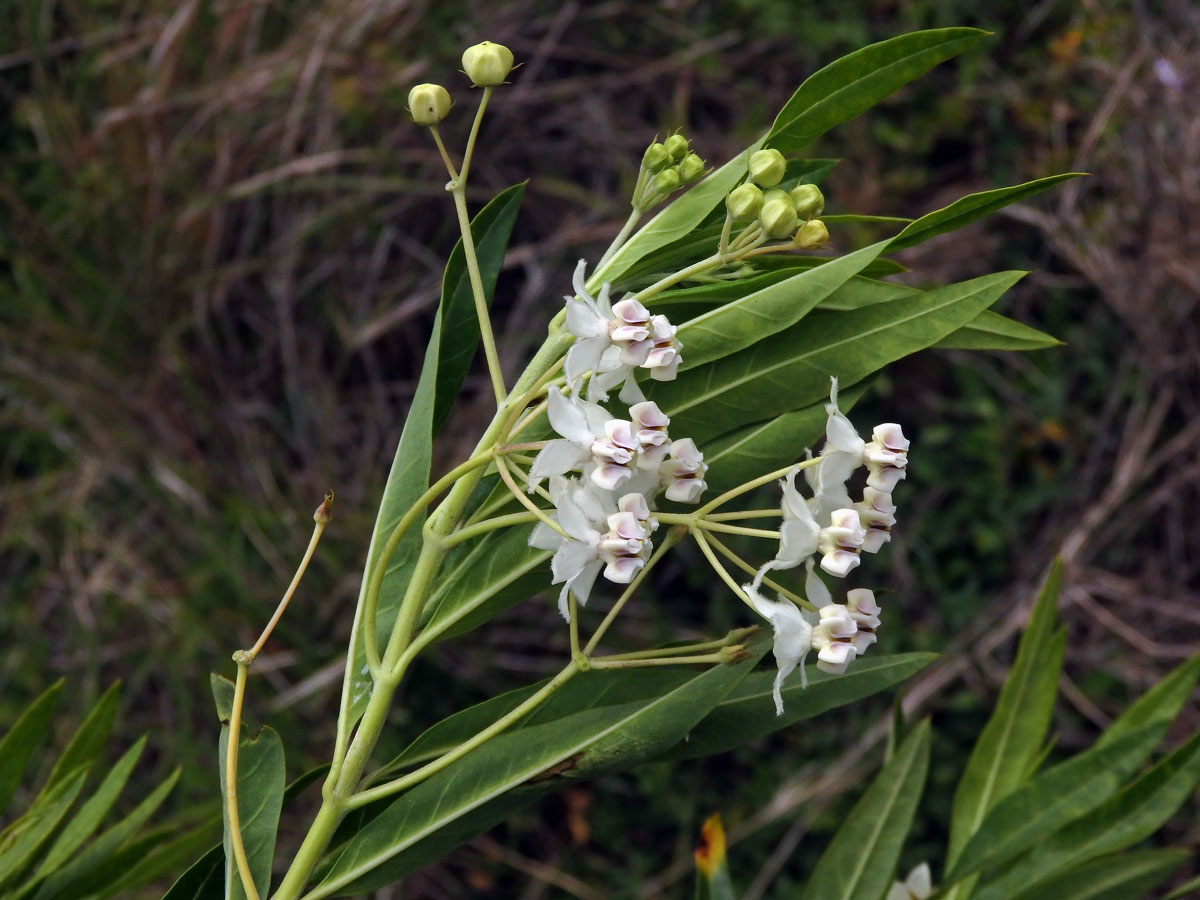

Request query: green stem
[
  {"left": 590, "top": 652, "right": 726, "bottom": 669},
  {"left": 344, "top": 661, "right": 582, "bottom": 810},
  {"left": 699, "top": 521, "right": 780, "bottom": 539},
  {"left": 596, "top": 207, "right": 641, "bottom": 270},
  {"left": 702, "top": 530, "right": 814, "bottom": 611},
  {"left": 601, "top": 633, "right": 748, "bottom": 661},
  {"left": 459, "top": 87, "right": 492, "bottom": 184},
  {"left": 450, "top": 184, "right": 507, "bottom": 406},
  {"left": 225, "top": 659, "right": 260, "bottom": 900},
  {"left": 707, "top": 508, "right": 781, "bottom": 521},
  {"left": 444, "top": 511, "right": 539, "bottom": 548},
  {"left": 691, "top": 528, "right": 754, "bottom": 611},
  {"left": 693, "top": 457, "right": 821, "bottom": 518}
]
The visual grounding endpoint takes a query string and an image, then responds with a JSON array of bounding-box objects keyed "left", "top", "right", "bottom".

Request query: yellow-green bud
[
  {"left": 664, "top": 133, "right": 689, "bottom": 162},
  {"left": 651, "top": 167, "right": 682, "bottom": 195},
  {"left": 748, "top": 148, "right": 787, "bottom": 187},
  {"left": 726, "top": 183, "right": 764, "bottom": 221},
  {"left": 678, "top": 152, "right": 705, "bottom": 183},
  {"left": 794, "top": 219, "right": 830, "bottom": 249},
  {"left": 461, "top": 41, "right": 514, "bottom": 87},
  {"left": 408, "top": 83, "right": 452, "bottom": 125},
  {"left": 642, "top": 142, "right": 670, "bottom": 172},
  {"left": 790, "top": 184, "right": 825, "bottom": 219},
  {"left": 759, "top": 195, "right": 798, "bottom": 239}
]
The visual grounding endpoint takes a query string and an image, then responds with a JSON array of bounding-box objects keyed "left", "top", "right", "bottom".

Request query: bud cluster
[
  {"left": 635, "top": 134, "right": 706, "bottom": 211},
  {"left": 724, "top": 148, "right": 829, "bottom": 251}
]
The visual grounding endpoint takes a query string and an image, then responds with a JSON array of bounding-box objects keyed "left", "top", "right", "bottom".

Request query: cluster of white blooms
[
  {"left": 746, "top": 378, "right": 910, "bottom": 714},
  {"left": 528, "top": 262, "right": 705, "bottom": 619}
]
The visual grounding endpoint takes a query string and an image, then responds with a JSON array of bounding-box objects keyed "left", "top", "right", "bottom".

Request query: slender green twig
[
  {"left": 583, "top": 528, "right": 682, "bottom": 655},
  {"left": 444, "top": 511, "right": 539, "bottom": 547},
  {"left": 698, "top": 521, "right": 780, "bottom": 539},
  {"left": 693, "top": 457, "right": 821, "bottom": 518},
  {"left": 590, "top": 652, "right": 726, "bottom": 669},
  {"left": 494, "top": 455, "right": 565, "bottom": 536},
  {"left": 691, "top": 528, "right": 754, "bottom": 610},
  {"left": 706, "top": 508, "right": 781, "bottom": 521},
  {"left": 702, "top": 530, "right": 814, "bottom": 611}
]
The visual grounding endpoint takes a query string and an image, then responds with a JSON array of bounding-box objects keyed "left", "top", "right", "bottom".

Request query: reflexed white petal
[
  {"left": 530, "top": 439, "right": 588, "bottom": 478},
  {"left": 571, "top": 258, "right": 589, "bottom": 299},
  {"left": 551, "top": 539, "right": 597, "bottom": 585},
  {"left": 547, "top": 389, "right": 594, "bottom": 445},
  {"left": 528, "top": 521, "right": 564, "bottom": 550},
  {"left": 805, "top": 563, "right": 833, "bottom": 608},
  {"left": 565, "top": 336, "right": 608, "bottom": 383},
  {"left": 776, "top": 519, "right": 819, "bottom": 568},
  {"left": 556, "top": 492, "right": 595, "bottom": 542},
  {"left": 886, "top": 884, "right": 913, "bottom": 900},
  {"left": 744, "top": 584, "right": 813, "bottom": 714},
  {"left": 616, "top": 371, "right": 646, "bottom": 404},
  {"left": 565, "top": 298, "right": 607, "bottom": 339},
  {"left": 861, "top": 529, "right": 891, "bottom": 553},
  {"left": 571, "top": 559, "right": 604, "bottom": 607}
]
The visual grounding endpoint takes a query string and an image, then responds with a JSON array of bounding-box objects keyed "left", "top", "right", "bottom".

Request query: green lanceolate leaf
[
  {"left": 0, "top": 681, "right": 63, "bottom": 816},
  {"left": 650, "top": 271, "right": 1025, "bottom": 444},
  {"left": 433, "top": 183, "right": 525, "bottom": 431},
  {"left": 1096, "top": 653, "right": 1200, "bottom": 748},
  {"left": 889, "top": 174, "right": 1085, "bottom": 251},
  {"left": 767, "top": 29, "right": 987, "bottom": 154},
  {"left": 159, "top": 845, "right": 224, "bottom": 900},
  {"left": 1162, "top": 872, "right": 1200, "bottom": 900},
  {"left": 1008, "top": 849, "right": 1189, "bottom": 900},
  {"left": 210, "top": 674, "right": 236, "bottom": 724},
  {"left": 661, "top": 653, "right": 936, "bottom": 761},
  {"left": 933, "top": 310, "right": 1061, "bottom": 351},
  {"left": 39, "top": 682, "right": 121, "bottom": 799},
  {"left": 30, "top": 735, "right": 147, "bottom": 883},
  {"left": 218, "top": 725, "right": 285, "bottom": 900},
  {"left": 590, "top": 138, "right": 765, "bottom": 290},
  {"left": 0, "top": 770, "right": 86, "bottom": 889},
  {"left": 678, "top": 240, "right": 889, "bottom": 371},
  {"left": 945, "top": 726, "right": 1166, "bottom": 882},
  {"left": 33, "top": 767, "right": 182, "bottom": 900},
  {"left": 944, "top": 562, "right": 1064, "bottom": 878},
  {"left": 340, "top": 306, "right": 444, "bottom": 729},
  {"left": 92, "top": 822, "right": 220, "bottom": 900},
  {"left": 311, "top": 652, "right": 764, "bottom": 898},
  {"left": 969, "top": 730, "right": 1200, "bottom": 900},
  {"left": 817, "top": 277, "right": 919, "bottom": 311},
  {"left": 801, "top": 719, "right": 931, "bottom": 900}
]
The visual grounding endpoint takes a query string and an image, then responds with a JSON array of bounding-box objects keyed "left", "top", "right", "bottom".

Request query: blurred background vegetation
[{"left": 2, "top": 0, "right": 1198, "bottom": 896}]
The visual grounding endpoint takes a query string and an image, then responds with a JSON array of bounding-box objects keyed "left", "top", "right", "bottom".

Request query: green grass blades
[
  {"left": 943, "top": 561, "right": 1064, "bottom": 888},
  {"left": 800, "top": 719, "right": 932, "bottom": 900},
  {"left": 1005, "top": 849, "right": 1189, "bottom": 900},
  {"left": 36, "top": 682, "right": 120, "bottom": 802},
  {"left": 434, "top": 183, "right": 525, "bottom": 431},
  {"left": 0, "top": 682, "right": 64, "bottom": 817},
  {"left": 309, "top": 649, "right": 764, "bottom": 898},
  {"left": 218, "top": 725, "right": 285, "bottom": 900},
  {"left": 767, "top": 29, "right": 987, "bottom": 154}
]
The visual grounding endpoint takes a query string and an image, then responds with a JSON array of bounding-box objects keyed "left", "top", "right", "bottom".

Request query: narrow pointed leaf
[
  {"left": 1007, "top": 849, "right": 1188, "bottom": 900},
  {"left": 0, "top": 681, "right": 63, "bottom": 815},
  {"left": 945, "top": 562, "right": 1064, "bottom": 873},
  {"left": 649, "top": 271, "right": 1025, "bottom": 444},
  {"left": 32, "top": 736, "right": 147, "bottom": 882},
  {"left": 32, "top": 767, "right": 181, "bottom": 900},
  {"left": 210, "top": 674, "right": 235, "bottom": 724},
  {"left": 0, "top": 770, "right": 86, "bottom": 889},
  {"left": 159, "top": 845, "right": 223, "bottom": 900},
  {"left": 801, "top": 719, "right": 931, "bottom": 900},
  {"left": 340, "top": 307, "right": 443, "bottom": 729},
  {"left": 969, "top": 730, "right": 1200, "bottom": 900},
  {"left": 89, "top": 822, "right": 219, "bottom": 900},
  {"left": 661, "top": 653, "right": 936, "bottom": 761},
  {"left": 889, "top": 175, "right": 1084, "bottom": 251},
  {"left": 1097, "top": 654, "right": 1200, "bottom": 748},
  {"left": 678, "top": 240, "right": 889, "bottom": 371},
  {"left": 767, "top": 29, "right": 987, "bottom": 153},
  {"left": 1162, "top": 872, "right": 1200, "bottom": 900},
  {"left": 434, "top": 183, "right": 525, "bottom": 431},
  {"left": 933, "top": 311, "right": 1061, "bottom": 351},
  {"left": 40, "top": 682, "right": 120, "bottom": 798},
  {"left": 218, "top": 726, "right": 285, "bottom": 900},
  {"left": 311, "top": 652, "right": 763, "bottom": 898}
]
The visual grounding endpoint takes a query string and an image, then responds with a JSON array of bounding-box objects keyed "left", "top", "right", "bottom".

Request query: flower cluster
[
  {"left": 746, "top": 378, "right": 910, "bottom": 714},
  {"left": 529, "top": 263, "right": 706, "bottom": 618},
  {"left": 726, "top": 148, "right": 829, "bottom": 248}
]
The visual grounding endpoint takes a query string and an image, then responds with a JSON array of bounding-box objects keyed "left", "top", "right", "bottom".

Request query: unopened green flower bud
[
  {"left": 642, "top": 142, "right": 670, "bottom": 172},
  {"left": 726, "top": 183, "right": 764, "bottom": 221},
  {"left": 651, "top": 167, "right": 682, "bottom": 195},
  {"left": 664, "top": 133, "right": 689, "bottom": 162},
  {"left": 748, "top": 148, "right": 787, "bottom": 187},
  {"left": 408, "top": 83, "right": 452, "bottom": 125},
  {"left": 794, "top": 218, "right": 830, "bottom": 249},
  {"left": 720, "top": 643, "right": 752, "bottom": 664},
  {"left": 461, "top": 41, "right": 514, "bottom": 87},
  {"left": 678, "top": 152, "right": 705, "bottom": 183},
  {"left": 790, "top": 183, "right": 825, "bottom": 219},
  {"left": 759, "top": 195, "right": 798, "bottom": 239}
]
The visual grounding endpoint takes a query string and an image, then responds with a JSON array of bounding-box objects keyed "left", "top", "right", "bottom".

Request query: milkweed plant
[{"left": 5, "top": 28, "right": 1197, "bottom": 900}]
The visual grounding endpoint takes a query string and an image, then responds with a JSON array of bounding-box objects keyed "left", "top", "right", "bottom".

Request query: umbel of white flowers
[
  {"left": 529, "top": 262, "right": 702, "bottom": 618},
  {"left": 747, "top": 378, "right": 909, "bottom": 715}
]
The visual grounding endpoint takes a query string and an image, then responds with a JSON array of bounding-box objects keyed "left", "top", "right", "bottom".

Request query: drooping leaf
[
  {"left": 767, "top": 29, "right": 987, "bottom": 154},
  {"left": 311, "top": 651, "right": 764, "bottom": 898},
  {"left": 889, "top": 174, "right": 1085, "bottom": 251},
  {"left": 0, "top": 681, "right": 64, "bottom": 816},
  {"left": 650, "top": 271, "right": 1025, "bottom": 444},
  {"left": 800, "top": 719, "right": 931, "bottom": 900},
  {"left": 0, "top": 771, "right": 87, "bottom": 889},
  {"left": 218, "top": 725, "right": 285, "bottom": 900},
  {"left": 969, "top": 730, "right": 1200, "bottom": 900},
  {"left": 39, "top": 682, "right": 121, "bottom": 798},
  {"left": 1007, "top": 849, "right": 1188, "bottom": 900},
  {"left": 433, "top": 183, "right": 525, "bottom": 431},
  {"left": 678, "top": 240, "right": 889, "bottom": 371},
  {"left": 944, "top": 562, "right": 1064, "bottom": 879},
  {"left": 932, "top": 310, "right": 1061, "bottom": 351},
  {"left": 340, "top": 306, "right": 444, "bottom": 730},
  {"left": 661, "top": 653, "right": 936, "bottom": 761}
]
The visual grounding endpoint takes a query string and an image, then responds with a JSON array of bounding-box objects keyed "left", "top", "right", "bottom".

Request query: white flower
[
  {"left": 660, "top": 437, "right": 708, "bottom": 502},
  {"left": 644, "top": 315, "right": 682, "bottom": 380},
  {"left": 864, "top": 422, "right": 909, "bottom": 492},
  {"left": 597, "top": 493, "right": 658, "bottom": 583},
  {"left": 629, "top": 401, "right": 671, "bottom": 470},
  {"left": 528, "top": 478, "right": 608, "bottom": 619},
  {"left": 589, "top": 418, "right": 640, "bottom": 491},
  {"left": 529, "top": 390, "right": 642, "bottom": 492},
  {"left": 886, "top": 863, "right": 933, "bottom": 900},
  {"left": 817, "top": 508, "right": 866, "bottom": 577},
  {"left": 750, "top": 465, "right": 820, "bottom": 591},
  {"left": 846, "top": 588, "right": 880, "bottom": 654},
  {"left": 856, "top": 486, "right": 896, "bottom": 553},
  {"left": 810, "top": 604, "right": 858, "bottom": 674},
  {"left": 744, "top": 584, "right": 813, "bottom": 715}
]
